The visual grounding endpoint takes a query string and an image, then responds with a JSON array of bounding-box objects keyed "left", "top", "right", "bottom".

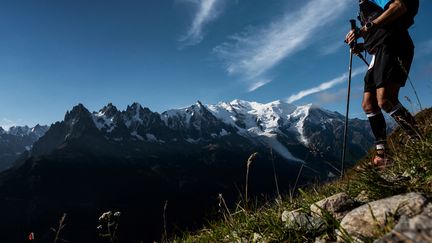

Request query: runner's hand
[
  {"left": 344, "top": 30, "right": 365, "bottom": 54},
  {"left": 344, "top": 30, "right": 357, "bottom": 45}
]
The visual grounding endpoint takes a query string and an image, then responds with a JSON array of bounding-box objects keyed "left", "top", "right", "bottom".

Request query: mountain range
[
  {"left": 26, "top": 99, "right": 374, "bottom": 163},
  {"left": 0, "top": 100, "right": 377, "bottom": 242},
  {"left": 0, "top": 125, "right": 49, "bottom": 171}
]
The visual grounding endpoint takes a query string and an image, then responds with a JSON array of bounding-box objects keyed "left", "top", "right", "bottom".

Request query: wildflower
[
  {"left": 97, "top": 210, "right": 121, "bottom": 242},
  {"left": 99, "top": 211, "right": 113, "bottom": 222},
  {"left": 28, "top": 232, "right": 35, "bottom": 241}
]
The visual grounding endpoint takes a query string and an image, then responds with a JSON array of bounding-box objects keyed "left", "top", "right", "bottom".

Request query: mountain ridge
[
  {"left": 27, "top": 99, "right": 371, "bottom": 164},
  {"left": 0, "top": 124, "right": 49, "bottom": 171}
]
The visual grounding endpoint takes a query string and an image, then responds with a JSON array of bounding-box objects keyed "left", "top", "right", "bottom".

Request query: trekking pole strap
[{"left": 357, "top": 53, "right": 369, "bottom": 66}]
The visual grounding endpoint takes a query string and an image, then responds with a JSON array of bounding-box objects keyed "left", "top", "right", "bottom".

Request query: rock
[
  {"left": 225, "top": 231, "right": 269, "bottom": 243},
  {"left": 314, "top": 235, "right": 335, "bottom": 243},
  {"left": 281, "top": 208, "right": 324, "bottom": 230},
  {"left": 375, "top": 214, "right": 432, "bottom": 243},
  {"left": 314, "top": 237, "right": 327, "bottom": 243},
  {"left": 252, "top": 232, "right": 263, "bottom": 242},
  {"left": 310, "top": 192, "right": 356, "bottom": 220},
  {"left": 338, "top": 192, "right": 428, "bottom": 242},
  {"left": 423, "top": 203, "right": 432, "bottom": 218},
  {"left": 355, "top": 190, "right": 371, "bottom": 204},
  {"left": 226, "top": 231, "right": 244, "bottom": 243}
]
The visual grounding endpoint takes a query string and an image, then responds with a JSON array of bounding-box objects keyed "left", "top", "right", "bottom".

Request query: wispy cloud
[
  {"left": 248, "top": 78, "right": 272, "bottom": 92},
  {"left": 316, "top": 86, "right": 365, "bottom": 105},
  {"left": 286, "top": 67, "right": 365, "bottom": 103},
  {"left": 318, "top": 25, "right": 348, "bottom": 56},
  {"left": 316, "top": 88, "right": 348, "bottom": 104},
  {"left": 214, "top": 0, "right": 349, "bottom": 90},
  {"left": 179, "top": 0, "right": 222, "bottom": 46},
  {"left": 319, "top": 41, "right": 345, "bottom": 56}
]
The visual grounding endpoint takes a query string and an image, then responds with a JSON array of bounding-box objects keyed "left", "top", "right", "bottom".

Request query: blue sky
[{"left": 1, "top": 0, "right": 431, "bottom": 129}]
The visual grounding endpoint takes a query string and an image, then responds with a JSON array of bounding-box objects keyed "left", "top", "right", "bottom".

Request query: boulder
[
  {"left": 310, "top": 192, "right": 356, "bottom": 220},
  {"left": 423, "top": 203, "right": 432, "bottom": 218},
  {"left": 375, "top": 214, "right": 432, "bottom": 243},
  {"left": 338, "top": 192, "right": 428, "bottom": 241},
  {"left": 281, "top": 208, "right": 324, "bottom": 230}
]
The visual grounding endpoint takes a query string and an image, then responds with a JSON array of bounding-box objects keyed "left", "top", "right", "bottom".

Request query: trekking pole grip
[
  {"left": 349, "top": 19, "right": 357, "bottom": 48},
  {"left": 350, "top": 19, "right": 357, "bottom": 31}
]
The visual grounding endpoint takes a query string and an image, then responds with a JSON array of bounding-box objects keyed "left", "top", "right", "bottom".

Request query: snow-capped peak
[
  {"left": 126, "top": 102, "right": 143, "bottom": 117},
  {"left": 124, "top": 102, "right": 149, "bottom": 129},
  {"left": 1, "top": 125, "right": 49, "bottom": 138},
  {"left": 8, "top": 126, "right": 31, "bottom": 136},
  {"left": 99, "top": 103, "right": 118, "bottom": 117},
  {"left": 207, "top": 99, "right": 297, "bottom": 134},
  {"left": 129, "top": 102, "right": 142, "bottom": 111},
  {"left": 196, "top": 100, "right": 204, "bottom": 107},
  {"left": 161, "top": 101, "right": 210, "bottom": 128},
  {"left": 206, "top": 99, "right": 309, "bottom": 161},
  {"left": 288, "top": 104, "right": 313, "bottom": 145},
  {"left": 92, "top": 103, "right": 120, "bottom": 132},
  {"left": 30, "top": 124, "right": 49, "bottom": 139}
]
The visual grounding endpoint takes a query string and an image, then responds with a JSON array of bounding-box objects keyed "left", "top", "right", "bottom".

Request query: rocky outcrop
[
  {"left": 310, "top": 192, "right": 356, "bottom": 220},
  {"left": 375, "top": 213, "right": 432, "bottom": 243},
  {"left": 338, "top": 192, "right": 428, "bottom": 241},
  {"left": 282, "top": 192, "right": 432, "bottom": 243}
]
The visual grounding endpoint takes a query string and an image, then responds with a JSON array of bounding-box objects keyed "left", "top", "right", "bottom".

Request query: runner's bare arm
[
  {"left": 370, "top": 0, "right": 407, "bottom": 27},
  {"left": 345, "top": 0, "right": 407, "bottom": 48}
]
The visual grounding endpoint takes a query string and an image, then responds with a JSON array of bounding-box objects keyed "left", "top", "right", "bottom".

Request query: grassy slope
[{"left": 174, "top": 108, "right": 432, "bottom": 242}]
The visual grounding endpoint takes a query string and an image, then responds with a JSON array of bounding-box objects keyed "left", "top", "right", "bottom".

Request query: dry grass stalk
[
  {"left": 51, "top": 213, "right": 67, "bottom": 243},
  {"left": 245, "top": 152, "right": 258, "bottom": 206},
  {"left": 162, "top": 200, "right": 168, "bottom": 242},
  {"left": 270, "top": 148, "right": 281, "bottom": 200},
  {"left": 218, "top": 193, "right": 232, "bottom": 223}
]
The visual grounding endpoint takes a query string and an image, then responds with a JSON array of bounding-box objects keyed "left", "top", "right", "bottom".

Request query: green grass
[{"left": 172, "top": 108, "right": 432, "bottom": 242}]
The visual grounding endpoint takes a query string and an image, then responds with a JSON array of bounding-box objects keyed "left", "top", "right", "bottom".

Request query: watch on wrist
[{"left": 365, "top": 22, "right": 375, "bottom": 32}]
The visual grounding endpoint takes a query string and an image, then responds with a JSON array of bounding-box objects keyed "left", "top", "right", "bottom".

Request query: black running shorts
[{"left": 364, "top": 34, "right": 414, "bottom": 93}]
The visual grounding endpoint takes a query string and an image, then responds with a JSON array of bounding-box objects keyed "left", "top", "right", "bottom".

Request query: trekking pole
[{"left": 341, "top": 19, "right": 357, "bottom": 178}]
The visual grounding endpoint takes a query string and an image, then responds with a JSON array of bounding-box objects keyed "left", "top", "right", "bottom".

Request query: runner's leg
[
  {"left": 363, "top": 91, "right": 387, "bottom": 148},
  {"left": 377, "top": 83, "right": 421, "bottom": 140}
]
